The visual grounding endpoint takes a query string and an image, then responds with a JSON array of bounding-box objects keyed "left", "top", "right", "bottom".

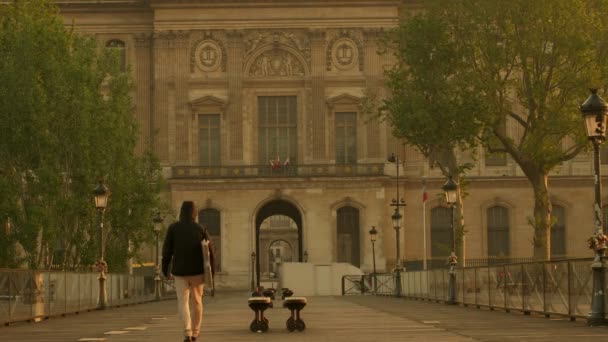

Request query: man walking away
[{"left": 162, "top": 201, "right": 214, "bottom": 342}]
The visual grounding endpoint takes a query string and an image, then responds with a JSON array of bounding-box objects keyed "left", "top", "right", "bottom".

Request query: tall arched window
[
  {"left": 551, "top": 205, "right": 566, "bottom": 258},
  {"left": 106, "top": 39, "right": 126, "bottom": 72},
  {"left": 487, "top": 206, "right": 509, "bottom": 257},
  {"left": 430, "top": 207, "right": 452, "bottom": 258},
  {"left": 199, "top": 208, "right": 221, "bottom": 271},
  {"left": 337, "top": 206, "right": 360, "bottom": 267}
]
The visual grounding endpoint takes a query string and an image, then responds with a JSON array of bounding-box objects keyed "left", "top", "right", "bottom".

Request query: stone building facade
[{"left": 59, "top": 0, "right": 601, "bottom": 289}]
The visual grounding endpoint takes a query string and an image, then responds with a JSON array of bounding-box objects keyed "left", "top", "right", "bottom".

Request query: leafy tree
[
  {"left": 381, "top": 6, "right": 488, "bottom": 263},
  {"left": 0, "top": 0, "right": 163, "bottom": 270},
  {"left": 384, "top": 0, "right": 608, "bottom": 259}
]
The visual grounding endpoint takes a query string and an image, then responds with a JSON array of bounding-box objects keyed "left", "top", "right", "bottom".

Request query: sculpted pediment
[
  {"left": 189, "top": 95, "right": 228, "bottom": 111},
  {"left": 326, "top": 93, "right": 362, "bottom": 107}
]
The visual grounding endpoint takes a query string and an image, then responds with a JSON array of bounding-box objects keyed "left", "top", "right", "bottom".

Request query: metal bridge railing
[
  {"left": 0, "top": 269, "right": 176, "bottom": 325},
  {"left": 343, "top": 258, "right": 602, "bottom": 320}
]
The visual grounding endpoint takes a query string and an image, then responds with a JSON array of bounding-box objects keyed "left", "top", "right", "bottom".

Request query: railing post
[
  {"left": 29, "top": 271, "right": 34, "bottom": 320},
  {"left": 503, "top": 265, "right": 507, "bottom": 311},
  {"left": 473, "top": 268, "right": 477, "bottom": 307},
  {"left": 433, "top": 271, "right": 437, "bottom": 300},
  {"left": 341, "top": 276, "right": 345, "bottom": 296},
  {"left": 462, "top": 268, "right": 465, "bottom": 305},
  {"left": 78, "top": 272, "right": 81, "bottom": 312},
  {"left": 107, "top": 273, "right": 111, "bottom": 307},
  {"left": 420, "top": 271, "right": 424, "bottom": 299},
  {"left": 7, "top": 271, "right": 12, "bottom": 323},
  {"left": 45, "top": 272, "right": 51, "bottom": 317},
  {"left": 567, "top": 261, "right": 573, "bottom": 320},
  {"left": 488, "top": 266, "right": 492, "bottom": 309},
  {"left": 426, "top": 271, "right": 430, "bottom": 300},
  {"left": 521, "top": 264, "right": 525, "bottom": 313},
  {"left": 542, "top": 262, "right": 547, "bottom": 316},
  {"left": 444, "top": 269, "right": 448, "bottom": 302},
  {"left": 361, "top": 275, "right": 365, "bottom": 295},
  {"left": 64, "top": 270, "right": 67, "bottom": 315}
]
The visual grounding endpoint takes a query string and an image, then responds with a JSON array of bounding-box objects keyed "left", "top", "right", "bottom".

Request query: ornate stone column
[
  {"left": 134, "top": 33, "right": 152, "bottom": 156},
  {"left": 152, "top": 31, "right": 173, "bottom": 163},
  {"left": 226, "top": 30, "right": 244, "bottom": 163},
  {"left": 310, "top": 29, "right": 327, "bottom": 161},
  {"left": 174, "top": 30, "right": 191, "bottom": 164},
  {"left": 364, "top": 28, "right": 382, "bottom": 159}
]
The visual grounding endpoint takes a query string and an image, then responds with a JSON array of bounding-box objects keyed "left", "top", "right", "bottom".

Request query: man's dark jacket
[{"left": 161, "top": 221, "right": 215, "bottom": 277}]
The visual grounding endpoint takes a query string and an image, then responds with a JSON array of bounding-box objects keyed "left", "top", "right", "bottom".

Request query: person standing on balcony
[{"left": 162, "top": 201, "right": 215, "bottom": 342}]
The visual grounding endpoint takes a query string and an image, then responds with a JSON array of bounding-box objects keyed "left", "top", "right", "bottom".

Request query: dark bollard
[
  {"left": 262, "top": 288, "right": 276, "bottom": 300},
  {"left": 248, "top": 297, "right": 272, "bottom": 332},
  {"left": 283, "top": 297, "right": 307, "bottom": 332},
  {"left": 281, "top": 288, "right": 293, "bottom": 300}
]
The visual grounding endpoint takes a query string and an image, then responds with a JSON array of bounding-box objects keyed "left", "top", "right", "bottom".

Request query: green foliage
[
  {"left": 438, "top": 0, "right": 606, "bottom": 171},
  {"left": 382, "top": 9, "right": 488, "bottom": 162},
  {"left": 0, "top": 0, "right": 163, "bottom": 270},
  {"left": 385, "top": 0, "right": 608, "bottom": 259}
]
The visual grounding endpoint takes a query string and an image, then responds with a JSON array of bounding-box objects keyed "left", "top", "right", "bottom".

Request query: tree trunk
[{"left": 530, "top": 172, "right": 552, "bottom": 260}]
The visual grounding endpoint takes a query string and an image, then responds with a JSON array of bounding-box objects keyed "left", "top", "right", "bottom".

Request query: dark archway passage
[{"left": 254, "top": 199, "right": 302, "bottom": 287}]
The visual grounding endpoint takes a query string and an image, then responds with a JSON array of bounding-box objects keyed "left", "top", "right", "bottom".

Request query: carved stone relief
[
  {"left": 248, "top": 49, "right": 305, "bottom": 77},
  {"left": 244, "top": 30, "right": 311, "bottom": 66},
  {"left": 174, "top": 30, "right": 190, "bottom": 48},
  {"left": 153, "top": 31, "right": 175, "bottom": 49},
  {"left": 326, "top": 29, "right": 364, "bottom": 71},
  {"left": 190, "top": 31, "right": 227, "bottom": 73}
]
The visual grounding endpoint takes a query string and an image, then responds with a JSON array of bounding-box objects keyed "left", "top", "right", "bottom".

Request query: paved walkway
[{"left": 1, "top": 293, "right": 608, "bottom": 341}]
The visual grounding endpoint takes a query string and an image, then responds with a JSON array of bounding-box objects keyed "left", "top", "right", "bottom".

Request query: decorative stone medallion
[
  {"left": 194, "top": 40, "right": 222, "bottom": 72},
  {"left": 331, "top": 38, "right": 358, "bottom": 71}
]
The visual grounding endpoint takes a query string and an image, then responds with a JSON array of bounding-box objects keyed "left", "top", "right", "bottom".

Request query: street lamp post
[
  {"left": 388, "top": 152, "right": 406, "bottom": 297},
  {"left": 443, "top": 176, "right": 458, "bottom": 305},
  {"left": 369, "top": 226, "right": 378, "bottom": 294},
  {"left": 251, "top": 251, "right": 256, "bottom": 292},
  {"left": 93, "top": 180, "right": 110, "bottom": 310},
  {"left": 153, "top": 212, "right": 164, "bottom": 301},
  {"left": 580, "top": 88, "right": 608, "bottom": 326}
]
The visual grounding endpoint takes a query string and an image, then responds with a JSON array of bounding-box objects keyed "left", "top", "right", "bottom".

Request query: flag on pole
[
  {"left": 270, "top": 155, "right": 282, "bottom": 170},
  {"left": 422, "top": 178, "right": 428, "bottom": 202}
]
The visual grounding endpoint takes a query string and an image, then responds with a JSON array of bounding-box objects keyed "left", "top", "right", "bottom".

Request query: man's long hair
[{"left": 179, "top": 201, "right": 196, "bottom": 223}]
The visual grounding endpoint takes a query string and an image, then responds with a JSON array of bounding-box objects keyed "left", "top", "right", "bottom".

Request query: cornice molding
[
  {"left": 55, "top": 0, "right": 150, "bottom": 10},
  {"left": 402, "top": 175, "right": 602, "bottom": 190},
  {"left": 149, "top": 0, "right": 402, "bottom": 8}
]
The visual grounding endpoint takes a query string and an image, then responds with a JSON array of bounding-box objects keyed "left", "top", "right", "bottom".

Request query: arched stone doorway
[
  {"left": 255, "top": 199, "right": 303, "bottom": 287},
  {"left": 267, "top": 239, "right": 294, "bottom": 275}
]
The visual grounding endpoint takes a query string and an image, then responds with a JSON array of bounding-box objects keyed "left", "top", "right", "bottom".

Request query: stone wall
[{"left": 58, "top": 0, "right": 603, "bottom": 289}]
